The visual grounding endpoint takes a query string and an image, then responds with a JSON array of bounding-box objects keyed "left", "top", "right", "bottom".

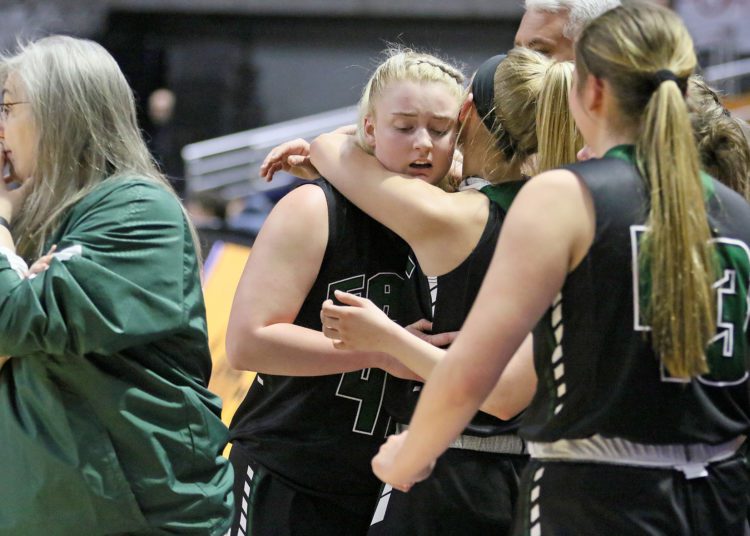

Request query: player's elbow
[{"left": 225, "top": 317, "right": 262, "bottom": 371}]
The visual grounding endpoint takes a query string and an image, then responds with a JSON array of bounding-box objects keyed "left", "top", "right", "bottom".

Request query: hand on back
[{"left": 260, "top": 138, "right": 320, "bottom": 182}]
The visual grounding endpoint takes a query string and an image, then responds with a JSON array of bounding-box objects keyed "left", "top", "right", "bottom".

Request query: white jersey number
[{"left": 631, "top": 226, "right": 750, "bottom": 386}]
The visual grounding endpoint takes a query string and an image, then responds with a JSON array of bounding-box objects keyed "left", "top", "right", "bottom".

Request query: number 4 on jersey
[{"left": 328, "top": 273, "right": 403, "bottom": 435}]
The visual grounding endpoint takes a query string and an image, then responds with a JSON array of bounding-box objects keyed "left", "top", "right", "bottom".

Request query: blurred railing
[
  {"left": 183, "top": 51, "right": 750, "bottom": 204},
  {"left": 182, "top": 105, "right": 358, "bottom": 200}
]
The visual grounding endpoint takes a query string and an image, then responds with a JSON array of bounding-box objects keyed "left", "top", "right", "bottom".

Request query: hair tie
[
  {"left": 471, "top": 54, "right": 516, "bottom": 160},
  {"left": 652, "top": 69, "right": 687, "bottom": 96}
]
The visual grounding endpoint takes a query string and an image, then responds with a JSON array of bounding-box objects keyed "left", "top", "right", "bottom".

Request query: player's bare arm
[
  {"left": 322, "top": 290, "right": 537, "bottom": 419},
  {"left": 226, "top": 184, "right": 390, "bottom": 376}
]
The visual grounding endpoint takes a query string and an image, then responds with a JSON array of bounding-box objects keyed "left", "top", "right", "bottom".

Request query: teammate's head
[
  {"left": 460, "top": 47, "right": 581, "bottom": 183},
  {"left": 687, "top": 76, "right": 750, "bottom": 201},
  {"left": 575, "top": 3, "right": 714, "bottom": 379},
  {"left": 0, "top": 35, "right": 186, "bottom": 259},
  {"left": 515, "top": 0, "right": 621, "bottom": 61},
  {"left": 357, "top": 48, "right": 465, "bottom": 185}
]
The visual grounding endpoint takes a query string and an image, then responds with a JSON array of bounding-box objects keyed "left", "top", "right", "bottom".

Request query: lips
[{"left": 409, "top": 161, "right": 432, "bottom": 172}]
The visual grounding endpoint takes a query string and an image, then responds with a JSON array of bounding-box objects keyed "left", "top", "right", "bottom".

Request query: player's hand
[
  {"left": 321, "top": 291, "right": 398, "bottom": 353},
  {"left": 27, "top": 244, "right": 57, "bottom": 278},
  {"left": 405, "top": 319, "right": 458, "bottom": 348},
  {"left": 260, "top": 138, "right": 320, "bottom": 182},
  {"left": 371, "top": 431, "right": 434, "bottom": 492}
]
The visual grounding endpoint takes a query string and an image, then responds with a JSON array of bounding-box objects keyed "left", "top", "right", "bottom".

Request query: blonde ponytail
[
  {"left": 484, "top": 47, "right": 581, "bottom": 179},
  {"left": 576, "top": 3, "right": 717, "bottom": 378},
  {"left": 536, "top": 61, "right": 582, "bottom": 173},
  {"left": 638, "top": 81, "right": 716, "bottom": 377}
]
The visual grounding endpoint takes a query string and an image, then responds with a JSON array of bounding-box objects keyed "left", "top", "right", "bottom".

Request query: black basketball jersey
[
  {"left": 229, "top": 179, "right": 410, "bottom": 495},
  {"left": 385, "top": 181, "right": 527, "bottom": 437},
  {"left": 525, "top": 145, "right": 750, "bottom": 445}
]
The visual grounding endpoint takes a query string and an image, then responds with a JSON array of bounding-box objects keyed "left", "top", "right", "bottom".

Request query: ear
[
  {"left": 584, "top": 73, "right": 605, "bottom": 114},
  {"left": 458, "top": 93, "right": 474, "bottom": 123},
  {"left": 363, "top": 115, "right": 376, "bottom": 148}
]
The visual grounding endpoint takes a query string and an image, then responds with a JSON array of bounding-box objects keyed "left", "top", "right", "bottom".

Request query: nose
[{"left": 413, "top": 127, "right": 432, "bottom": 152}]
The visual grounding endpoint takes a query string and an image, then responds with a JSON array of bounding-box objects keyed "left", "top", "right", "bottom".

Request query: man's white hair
[{"left": 524, "top": 0, "right": 621, "bottom": 40}]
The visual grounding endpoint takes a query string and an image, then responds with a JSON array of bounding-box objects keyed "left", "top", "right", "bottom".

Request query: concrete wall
[
  {"left": 101, "top": 11, "right": 519, "bottom": 151},
  {"left": 0, "top": 0, "right": 520, "bottom": 151}
]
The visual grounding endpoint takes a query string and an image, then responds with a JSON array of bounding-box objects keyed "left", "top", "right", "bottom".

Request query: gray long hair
[{"left": 0, "top": 35, "right": 199, "bottom": 259}]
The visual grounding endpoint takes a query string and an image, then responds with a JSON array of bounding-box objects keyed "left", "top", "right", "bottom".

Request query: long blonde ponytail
[
  {"left": 577, "top": 3, "right": 716, "bottom": 378},
  {"left": 639, "top": 79, "right": 715, "bottom": 377}
]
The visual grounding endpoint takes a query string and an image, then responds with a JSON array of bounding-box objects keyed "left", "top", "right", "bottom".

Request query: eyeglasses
[{"left": 0, "top": 101, "right": 29, "bottom": 121}]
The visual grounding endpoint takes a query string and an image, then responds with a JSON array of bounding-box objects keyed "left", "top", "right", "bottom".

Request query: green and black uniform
[
  {"left": 514, "top": 146, "right": 750, "bottom": 535},
  {"left": 229, "top": 180, "right": 410, "bottom": 536},
  {"left": 0, "top": 178, "right": 234, "bottom": 535},
  {"left": 370, "top": 180, "right": 528, "bottom": 536}
]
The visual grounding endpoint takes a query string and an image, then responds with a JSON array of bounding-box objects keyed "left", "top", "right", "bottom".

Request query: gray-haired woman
[{"left": 0, "top": 36, "right": 233, "bottom": 534}]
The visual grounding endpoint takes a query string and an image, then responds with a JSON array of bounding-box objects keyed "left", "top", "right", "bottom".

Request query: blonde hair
[
  {"left": 688, "top": 76, "right": 750, "bottom": 201},
  {"left": 356, "top": 47, "right": 465, "bottom": 154},
  {"left": 576, "top": 3, "right": 715, "bottom": 378},
  {"left": 478, "top": 47, "right": 582, "bottom": 177},
  {"left": 0, "top": 36, "right": 199, "bottom": 259}
]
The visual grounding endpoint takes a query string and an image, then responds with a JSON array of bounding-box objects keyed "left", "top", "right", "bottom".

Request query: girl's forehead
[{"left": 377, "top": 80, "right": 462, "bottom": 105}]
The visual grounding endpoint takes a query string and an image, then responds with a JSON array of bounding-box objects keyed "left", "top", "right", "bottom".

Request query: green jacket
[{"left": 0, "top": 178, "right": 233, "bottom": 535}]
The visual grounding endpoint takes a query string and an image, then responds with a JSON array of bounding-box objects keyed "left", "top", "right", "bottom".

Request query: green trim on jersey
[
  {"left": 604, "top": 144, "right": 716, "bottom": 198},
  {"left": 480, "top": 180, "right": 526, "bottom": 212}
]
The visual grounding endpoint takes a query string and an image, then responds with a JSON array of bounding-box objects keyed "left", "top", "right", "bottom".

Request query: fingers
[
  {"left": 333, "top": 289, "right": 367, "bottom": 307},
  {"left": 322, "top": 322, "right": 340, "bottom": 340},
  {"left": 260, "top": 138, "right": 311, "bottom": 181},
  {"left": 320, "top": 300, "right": 342, "bottom": 341},
  {"left": 287, "top": 155, "right": 308, "bottom": 167},
  {"left": 260, "top": 159, "right": 283, "bottom": 182},
  {"left": 332, "top": 339, "right": 349, "bottom": 351},
  {"left": 424, "top": 330, "right": 459, "bottom": 348},
  {"left": 406, "top": 318, "right": 433, "bottom": 333}
]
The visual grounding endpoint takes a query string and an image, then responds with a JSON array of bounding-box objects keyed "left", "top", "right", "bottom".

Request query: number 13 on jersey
[{"left": 631, "top": 225, "right": 750, "bottom": 386}]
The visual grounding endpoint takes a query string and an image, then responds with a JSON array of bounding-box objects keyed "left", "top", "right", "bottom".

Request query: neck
[
  {"left": 586, "top": 131, "right": 637, "bottom": 158},
  {"left": 584, "top": 106, "right": 639, "bottom": 158},
  {"left": 461, "top": 122, "right": 523, "bottom": 183}
]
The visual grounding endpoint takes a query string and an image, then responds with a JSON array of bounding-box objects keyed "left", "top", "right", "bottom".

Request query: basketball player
[
  {"left": 306, "top": 48, "right": 580, "bottom": 535},
  {"left": 225, "top": 49, "right": 465, "bottom": 536}
]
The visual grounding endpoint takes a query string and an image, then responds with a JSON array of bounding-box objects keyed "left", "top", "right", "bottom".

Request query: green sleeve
[{"left": 0, "top": 180, "right": 193, "bottom": 357}]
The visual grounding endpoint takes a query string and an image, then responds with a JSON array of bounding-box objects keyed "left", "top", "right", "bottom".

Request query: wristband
[{"left": 0, "top": 216, "right": 10, "bottom": 231}]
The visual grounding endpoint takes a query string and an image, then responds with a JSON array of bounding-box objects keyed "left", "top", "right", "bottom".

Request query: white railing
[{"left": 182, "top": 105, "right": 358, "bottom": 200}]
